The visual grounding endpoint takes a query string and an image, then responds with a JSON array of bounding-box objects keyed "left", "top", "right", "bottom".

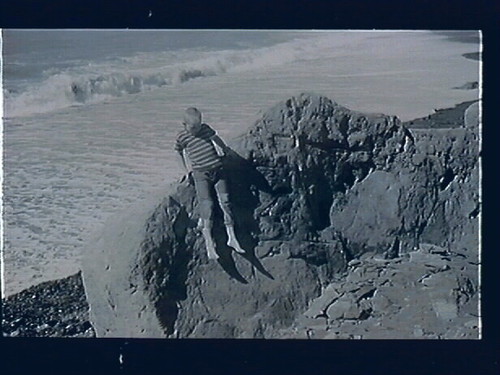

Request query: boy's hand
[
  {"left": 211, "top": 136, "right": 229, "bottom": 157},
  {"left": 181, "top": 171, "right": 194, "bottom": 186}
]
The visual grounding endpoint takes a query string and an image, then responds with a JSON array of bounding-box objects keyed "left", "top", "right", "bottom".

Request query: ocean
[{"left": 1, "top": 30, "right": 480, "bottom": 297}]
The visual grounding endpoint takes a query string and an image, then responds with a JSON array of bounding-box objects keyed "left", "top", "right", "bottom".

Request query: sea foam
[{"left": 4, "top": 33, "right": 352, "bottom": 118}]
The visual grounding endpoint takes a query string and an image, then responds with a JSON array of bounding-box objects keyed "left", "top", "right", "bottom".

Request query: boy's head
[{"left": 183, "top": 107, "right": 202, "bottom": 134}]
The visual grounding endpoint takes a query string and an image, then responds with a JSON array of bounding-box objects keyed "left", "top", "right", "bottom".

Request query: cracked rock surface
[{"left": 283, "top": 244, "right": 479, "bottom": 339}]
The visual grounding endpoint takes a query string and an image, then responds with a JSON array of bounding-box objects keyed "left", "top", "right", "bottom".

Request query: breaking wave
[{"left": 3, "top": 33, "right": 358, "bottom": 118}]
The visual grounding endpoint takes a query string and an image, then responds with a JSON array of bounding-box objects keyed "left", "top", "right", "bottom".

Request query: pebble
[
  {"left": 10, "top": 330, "right": 21, "bottom": 337},
  {"left": 348, "top": 259, "right": 362, "bottom": 267},
  {"left": 464, "top": 319, "right": 479, "bottom": 329}
]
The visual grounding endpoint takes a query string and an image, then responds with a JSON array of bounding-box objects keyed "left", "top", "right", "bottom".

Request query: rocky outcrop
[
  {"left": 82, "top": 94, "right": 480, "bottom": 338},
  {"left": 284, "top": 244, "right": 479, "bottom": 339},
  {"left": 454, "top": 81, "right": 479, "bottom": 90}
]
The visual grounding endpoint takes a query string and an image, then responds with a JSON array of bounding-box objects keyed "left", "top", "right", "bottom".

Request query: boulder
[
  {"left": 82, "top": 93, "right": 479, "bottom": 338},
  {"left": 332, "top": 125, "right": 479, "bottom": 258},
  {"left": 464, "top": 101, "right": 479, "bottom": 128}
]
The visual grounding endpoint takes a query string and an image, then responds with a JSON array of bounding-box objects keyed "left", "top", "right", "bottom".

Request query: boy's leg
[
  {"left": 192, "top": 171, "right": 218, "bottom": 259},
  {"left": 214, "top": 169, "right": 245, "bottom": 254},
  {"left": 201, "top": 224, "right": 218, "bottom": 259}
]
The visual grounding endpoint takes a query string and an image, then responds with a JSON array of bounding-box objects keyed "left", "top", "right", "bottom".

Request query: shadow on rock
[
  {"left": 145, "top": 201, "right": 196, "bottom": 336},
  {"left": 237, "top": 251, "right": 275, "bottom": 280},
  {"left": 216, "top": 247, "right": 248, "bottom": 284},
  {"left": 209, "top": 148, "right": 281, "bottom": 282}
]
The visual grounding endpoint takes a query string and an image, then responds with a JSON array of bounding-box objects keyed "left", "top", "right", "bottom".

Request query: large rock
[
  {"left": 82, "top": 94, "right": 479, "bottom": 338},
  {"left": 331, "top": 125, "right": 479, "bottom": 258}
]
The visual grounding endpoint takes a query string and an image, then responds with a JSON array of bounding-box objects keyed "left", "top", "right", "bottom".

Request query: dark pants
[{"left": 192, "top": 167, "right": 234, "bottom": 226}]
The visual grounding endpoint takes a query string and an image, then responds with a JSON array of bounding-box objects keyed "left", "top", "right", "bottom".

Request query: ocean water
[{"left": 1, "top": 30, "right": 480, "bottom": 297}]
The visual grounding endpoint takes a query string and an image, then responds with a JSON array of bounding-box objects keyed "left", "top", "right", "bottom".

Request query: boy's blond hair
[{"left": 184, "top": 107, "right": 202, "bottom": 125}]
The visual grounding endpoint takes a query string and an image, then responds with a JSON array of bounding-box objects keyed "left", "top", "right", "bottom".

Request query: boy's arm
[
  {"left": 211, "top": 135, "right": 229, "bottom": 156},
  {"left": 176, "top": 150, "right": 191, "bottom": 173},
  {"left": 175, "top": 135, "right": 191, "bottom": 173},
  {"left": 176, "top": 150, "right": 194, "bottom": 185}
]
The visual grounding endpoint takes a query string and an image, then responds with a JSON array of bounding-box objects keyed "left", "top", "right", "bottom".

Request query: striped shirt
[{"left": 175, "top": 123, "right": 223, "bottom": 171}]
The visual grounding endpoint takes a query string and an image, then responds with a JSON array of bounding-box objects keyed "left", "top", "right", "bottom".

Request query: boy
[{"left": 175, "top": 107, "right": 245, "bottom": 260}]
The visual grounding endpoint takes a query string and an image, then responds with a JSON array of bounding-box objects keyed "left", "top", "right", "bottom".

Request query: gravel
[{"left": 2, "top": 272, "right": 95, "bottom": 338}]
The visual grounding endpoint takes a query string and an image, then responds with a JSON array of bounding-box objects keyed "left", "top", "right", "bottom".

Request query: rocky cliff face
[{"left": 82, "top": 94, "right": 480, "bottom": 338}]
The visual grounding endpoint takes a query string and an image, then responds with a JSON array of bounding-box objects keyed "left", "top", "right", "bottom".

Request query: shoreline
[
  {"left": 434, "top": 31, "right": 480, "bottom": 45},
  {"left": 2, "top": 32, "right": 481, "bottom": 297},
  {"left": 1, "top": 99, "right": 480, "bottom": 338}
]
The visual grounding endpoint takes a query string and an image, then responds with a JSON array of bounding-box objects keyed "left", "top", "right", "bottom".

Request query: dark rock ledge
[
  {"left": 2, "top": 94, "right": 480, "bottom": 339},
  {"left": 404, "top": 100, "right": 479, "bottom": 129}
]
